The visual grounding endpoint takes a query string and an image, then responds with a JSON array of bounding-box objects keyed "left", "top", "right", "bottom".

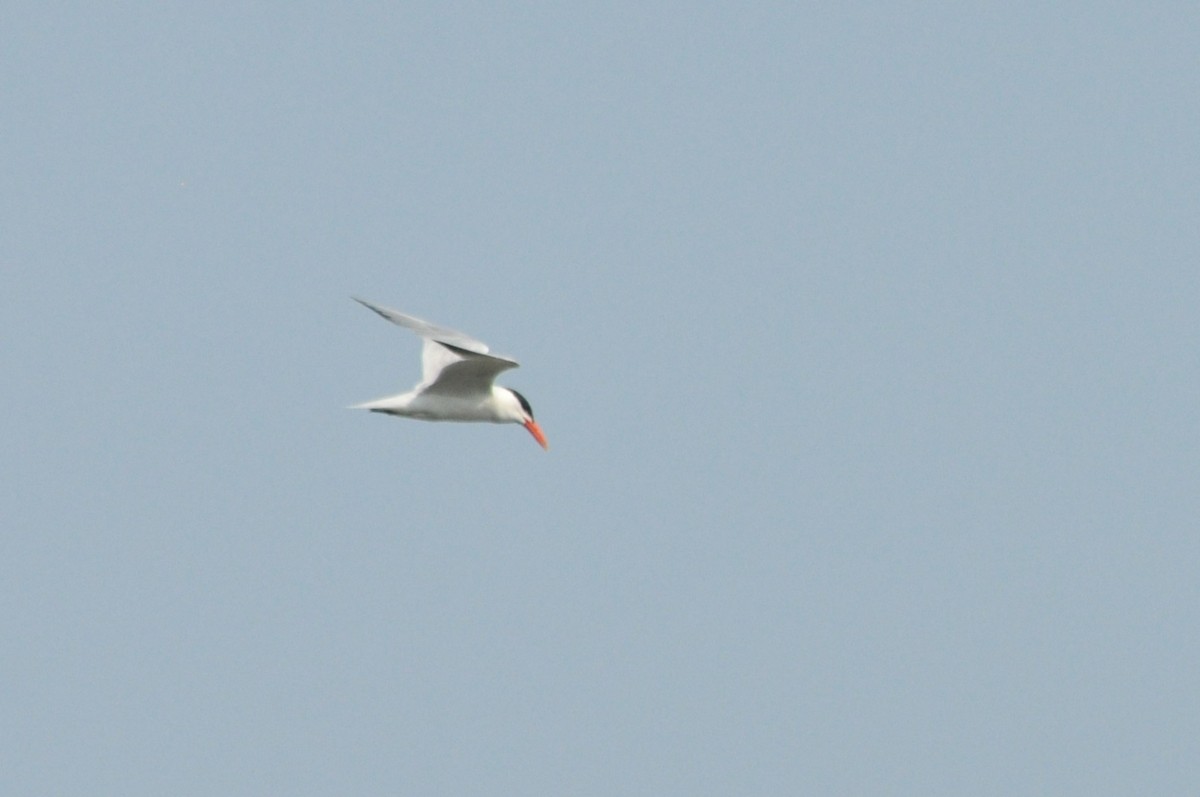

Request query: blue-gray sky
[{"left": 4, "top": 4, "right": 1197, "bottom": 794}]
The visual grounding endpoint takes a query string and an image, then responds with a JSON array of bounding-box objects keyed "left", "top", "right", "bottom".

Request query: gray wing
[
  {"left": 420, "top": 340, "right": 519, "bottom": 396},
  {"left": 353, "top": 297, "right": 492, "bottom": 354},
  {"left": 354, "top": 297, "right": 520, "bottom": 394}
]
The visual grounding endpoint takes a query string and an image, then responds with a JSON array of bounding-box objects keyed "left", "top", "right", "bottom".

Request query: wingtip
[{"left": 352, "top": 296, "right": 389, "bottom": 319}]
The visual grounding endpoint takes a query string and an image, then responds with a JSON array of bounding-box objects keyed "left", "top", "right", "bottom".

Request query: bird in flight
[{"left": 350, "top": 297, "right": 548, "bottom": 450}]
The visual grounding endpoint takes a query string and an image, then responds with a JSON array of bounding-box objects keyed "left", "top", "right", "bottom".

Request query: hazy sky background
[{"left": 3, "top": 4, "right": 1197, "bottom": 794}]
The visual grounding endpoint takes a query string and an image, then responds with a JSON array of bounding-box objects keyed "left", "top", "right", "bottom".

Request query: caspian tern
[{"left": 351, "top": 297, "right": 548, "bottom": 450}]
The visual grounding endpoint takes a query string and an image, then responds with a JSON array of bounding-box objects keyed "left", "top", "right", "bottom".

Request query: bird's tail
[{"left": 348, "top": 397, "right": 391, "bottom": 411}]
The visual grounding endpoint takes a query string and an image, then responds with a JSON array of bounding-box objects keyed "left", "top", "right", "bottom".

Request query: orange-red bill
[{"left": 524, "top": 419, "right": 549, "bottom": 450}]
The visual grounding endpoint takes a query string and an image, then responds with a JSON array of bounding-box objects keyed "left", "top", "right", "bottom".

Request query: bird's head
[{"left": 500, "top": 387, "right": 548, "bottom": 450}]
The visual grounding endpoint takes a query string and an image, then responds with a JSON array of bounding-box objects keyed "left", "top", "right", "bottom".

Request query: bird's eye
[{"left": 509, "top": 388, "right": 534, "bottom": 419}]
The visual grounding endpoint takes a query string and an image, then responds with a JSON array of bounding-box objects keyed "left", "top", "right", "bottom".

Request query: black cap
[{"left": 508, "top": 388, "right": 534, "bottom": 419}]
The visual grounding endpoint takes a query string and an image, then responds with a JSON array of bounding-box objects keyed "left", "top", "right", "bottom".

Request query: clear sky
[{"left": 3, "top": 4, "right": 1197, "bottom": 794}]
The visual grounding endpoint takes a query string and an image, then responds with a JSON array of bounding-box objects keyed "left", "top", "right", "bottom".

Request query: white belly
[{"left": 363, "top": 391, "right": 504, "bottom": 423}]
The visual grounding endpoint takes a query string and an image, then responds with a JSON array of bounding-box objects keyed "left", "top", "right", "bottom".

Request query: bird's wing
[
  {"left": 420, "top": 341, "right": 519, "bottom": 397},
  {"left": 354, "top": 297, "right": 519, "bottom": 394},
  {"left": 352, "top": 297, "right": 491, "bottom": 354}
]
